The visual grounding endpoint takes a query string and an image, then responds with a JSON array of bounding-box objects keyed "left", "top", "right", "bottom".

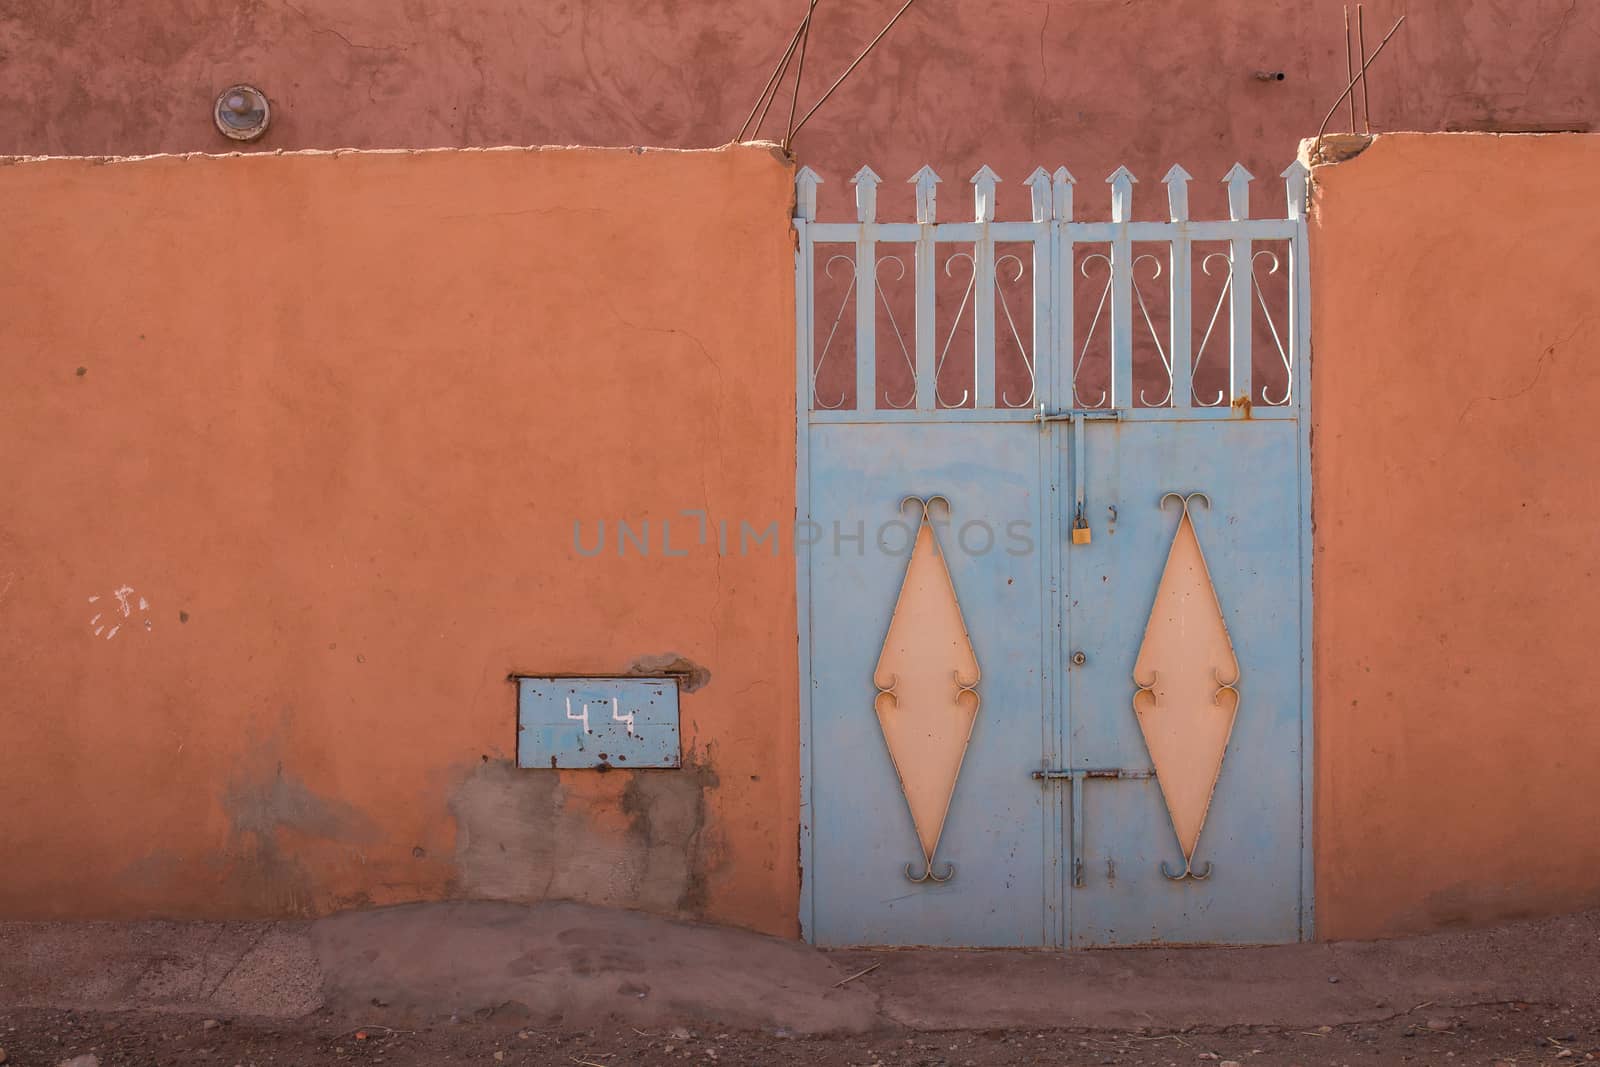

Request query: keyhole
[{"left": 1071, "top": 650, "right": 1087, "bottom": 667}]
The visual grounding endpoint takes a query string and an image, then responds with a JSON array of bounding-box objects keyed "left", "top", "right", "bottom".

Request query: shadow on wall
[{"left": 222, "top": 761, "right": 384, "bottom": 915}]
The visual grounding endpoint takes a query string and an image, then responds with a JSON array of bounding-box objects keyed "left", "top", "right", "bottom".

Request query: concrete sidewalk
[{"left": 2, "top": 902, "right": 1597, "bottom": 1035}]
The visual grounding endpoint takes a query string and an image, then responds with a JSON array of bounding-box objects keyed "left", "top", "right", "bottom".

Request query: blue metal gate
[{"left": 795, "top": 159, "right": 1313, "bottom": 947}]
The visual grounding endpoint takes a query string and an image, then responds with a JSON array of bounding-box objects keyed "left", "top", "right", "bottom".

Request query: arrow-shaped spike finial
[
  {"left": 795, "top": 166, "right": 822, "bottom": 222},
  {"left": 1162, "top": 164, "right": 1193, "bottom": 222},
  {"left": 1023, "top": 167, "right": 1052, "bottom": 222},
  {"left": 852, "top": 165, "right": 883, "bottom": 224},
  {"left": 1222, "top": 162, "right": 1255, "bottom": 221},
  {"left": 1053, "top": 165, "right": 1076, "bottom": 222},
  {"left": 908, "top": 165, "right": 941, "bottom": 224},
  {"left": 970, "top": 164, "right": 1001, "bottom": 222},
  {"left": 1106, "top": 165, "right": 1137, "bottom": 223},
  {"left": 1280, "top": 159, "right": 1310, "bottom": 220}
]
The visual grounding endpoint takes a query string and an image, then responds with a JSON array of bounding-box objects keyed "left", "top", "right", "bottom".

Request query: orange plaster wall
[
  {"left": 0, "top": 145, "right": 801, "bottom": 934},
  {"left": 1310, "top": 133, "right": 1600, "bottom": 939}
]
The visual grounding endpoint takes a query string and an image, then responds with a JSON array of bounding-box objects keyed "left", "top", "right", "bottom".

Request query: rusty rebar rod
[
  {"left": 1357, "top": 3, "right": 1372, "bottom": 134},
  {"left": 784, "top": 0, "right": 820, "bottom": 147},
  {"left": 735, "top": 9, "right": 810, "bottom": 142},
  {"left": 787, "top": 0, "right": 921, "bottom": 145},
  {"left": 1312, "top": 14, "right": 1405, "bottom": 158},
  {"left": 1343, "top": 6, "right": 1357, "bottom": 133},
  {"left": 753, "top": 14, "right": 810, "bottom": 142}
]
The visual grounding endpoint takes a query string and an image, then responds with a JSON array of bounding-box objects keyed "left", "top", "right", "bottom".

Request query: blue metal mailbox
[{"left": 516, "top": 677, "right": 681, "bottom": 769}]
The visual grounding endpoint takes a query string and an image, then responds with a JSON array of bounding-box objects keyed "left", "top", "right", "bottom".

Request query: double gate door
[{"left": 796, "top": 159, "right": 1313, "bottom": 947}]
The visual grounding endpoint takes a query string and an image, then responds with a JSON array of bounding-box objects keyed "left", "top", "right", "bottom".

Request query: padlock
[{"left": 1071, "top": 510, "right": 1092, "bottom": 545}]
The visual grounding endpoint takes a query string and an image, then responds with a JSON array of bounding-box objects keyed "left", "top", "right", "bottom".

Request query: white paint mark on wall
[{"left": 87, "top": 583, "right": 152, "bottom": 640}]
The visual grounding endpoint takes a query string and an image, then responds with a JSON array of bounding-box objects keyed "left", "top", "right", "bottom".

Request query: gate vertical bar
[
  {"left": 912, "top": 166, "right": 940, "bottom": 410},
  {"left": 1026, "top": 169, "right": 1052, "bottom": 411},
  {"left": 1224, "top": 163, "right": 1255, "bottom": 406},
  {"left": 1053, "top": 168, "right": 1075, "bottom": 409},
  {"left": 1285, "top": 157, "right": 1315, "bottom": 939},
  {"left": 1164, "top": 166, "right": 1194, "bottom": 409},
  {"left": 852, "top": 166, "right": 881, "bottom": 412},
  {"left": 972, "top": 166, "right": 1000, "bottom": 408},
  {"left": 1282, "top": 160, "right": 1309, "bottom": 409},
  {"left": 1026, "top": 166, "right": 1058, "bottom": 945},
  {"left": 1107, "top": 167, "right": 1136, "bottom": 409},
  {"left": 1051, "top": 166, "right": 1074, "bottom": 948},
  {"left": 794, "top": 165, "right": 820, "bottom": 941}
]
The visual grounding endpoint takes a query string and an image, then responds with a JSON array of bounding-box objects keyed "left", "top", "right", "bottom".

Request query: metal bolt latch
[
  {"left": 1029, "top": 767, "right": 1156, "bottom": 887},
  {"left": 1071, "top": 650, "right": 1087, "bottom": 666}
]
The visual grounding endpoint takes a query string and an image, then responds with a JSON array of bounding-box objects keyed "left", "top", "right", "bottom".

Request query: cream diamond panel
[
  {"left": 1132, "top": 492, "right": 1241, "bottom": 882},
  {"left": 872, "top": 496, "right": 981, "bottom": 884}
]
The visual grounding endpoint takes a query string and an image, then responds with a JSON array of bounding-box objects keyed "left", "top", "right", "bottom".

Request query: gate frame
[{"left": 792, "top": 160, "right": 1316, "bottom": 946}]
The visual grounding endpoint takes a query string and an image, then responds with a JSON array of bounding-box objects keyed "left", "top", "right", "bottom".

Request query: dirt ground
[
  {"left": 3, "top": 902, "right": 1599, "bottom": 1066},
  {"left": 1, "top": 1000, "right": 1597, "bottom": 1066}
]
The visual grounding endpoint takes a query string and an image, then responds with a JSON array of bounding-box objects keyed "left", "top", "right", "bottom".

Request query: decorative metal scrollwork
[
  {"left": 1080, "top": 252, "right": 1173, "bottom": 408},
  {"left": 813, "top": 254, "right": 857, "bottom": 410},
  {"left": 814, "top": 254, "right": 921, "bottom": 410},
  {"left": 1132, "top": 254, "right": 1172, "bottom": 407},
  {"left": 994, "top": 254, "right": 1035, "bottom": 409},
  {"left": 931, "top": 253, "right": 1036, "bottom": 410},
  {"left": 1193, "top": 256, "right": 1234, "bottom": 408},
  {"left": 876, "top": 256, "right": 917, "bottom": 410},
  {"left": 1192, "top": 250, "right": 1293, "bottom": 408},
  {"left": 1250, "top": 250, "right": 1293, "bottom": 406},
  {"left": 1132, "top": 491, "right": 1241, "bottom": 884},
  {"left": 932, "top": 258, "right": 976, "bottom": 408},
  {"left": 1074, "top": 254, "right": 1113, "bottom": 409},
  {"left": 872, "top": 494, "right": 980, "bottom": 884},
  {"left": 799, "top": 161, "right": 1306, "bottom": 415},
  {"left": 1161, "top": 857, "right": 1215, "bottom": 882},
  {"left": 906, "top": 858, "right": 957, "bottom": 883}
]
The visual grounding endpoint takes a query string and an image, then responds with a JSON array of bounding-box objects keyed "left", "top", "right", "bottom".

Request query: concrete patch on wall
[
  {"left": 449, "top": 754, "right": 722, "bottom": 919},
  {"left": 622, "top": 752, "right": 720, "bottom": 915},
  {"left": 626, "top": 652, "right": 712, "bottom": 693},
  {"left": 1305, "top": 132, "right": 1373, "bottom": 166}
]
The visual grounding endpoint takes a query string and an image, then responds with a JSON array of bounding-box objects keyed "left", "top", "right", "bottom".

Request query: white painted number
[
  {"left": 565, "top": 697, "right": 592, "bottom": 734},
  {"left": 564, "top": 695, "right": 634, "bottom": 738},
  {"left": 611, "top": 697, "right": 636, "bottom": 737}
]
